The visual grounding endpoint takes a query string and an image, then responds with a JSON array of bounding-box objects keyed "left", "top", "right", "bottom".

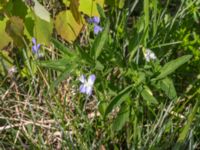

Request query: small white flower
[
  {"left": 79, "top": 74, "right": 96, "bottom": 96},
  {"left": 144, "top": 49, "right": 157, "bottom": 62},
  {"left": 8, "top": 66, "right": 17, "bottom": 75}
]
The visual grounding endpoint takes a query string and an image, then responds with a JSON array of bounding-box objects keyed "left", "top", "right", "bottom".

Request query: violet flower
[
  {"left": 87, "top": 16, "right": 103, "bottom": 35},
  {"left": 32, "top": 38, "right": 41, "bottom": 54},
  {"left": 79, "top": 74, "right": 96, "bottom": 96},
  {"left": 94, "top": 25, "right": 103, "bottom": 35}
]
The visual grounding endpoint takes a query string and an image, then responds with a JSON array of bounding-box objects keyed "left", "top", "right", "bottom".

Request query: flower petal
[
  {"left": 86, "top": 86, "right": 92, "bottom": 96},
  {"left": 79, "top": 75, "right": 86, "bottom": 83},
  {"left": 93, "top": 16, "right": 100, "bottom": 24},
  {"left": 94, "top": 25, "right": 103, "bottom": 35},
  {"left": 88, "top": 74, "right": 96, "bottom": 85},
  {"left": 32, "top": 45, "right": 38, "bottom": 53},
  {"left": 37, "top": 44, "right": 41, "bottom": 50},
  {"left": 80, "top": 84, "right": 86, "bottom": 93},
  {"left": 32, "top": 38, "right": 36, "bottom": 44}
]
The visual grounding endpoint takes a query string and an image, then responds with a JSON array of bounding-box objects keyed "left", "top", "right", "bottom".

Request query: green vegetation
[{"left": 0, "top": 0, "right": 200, "bottom": 149}]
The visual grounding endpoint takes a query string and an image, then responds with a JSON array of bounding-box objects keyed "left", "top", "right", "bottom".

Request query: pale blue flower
[
  {"left": 87, "top": 16, "right": 100, "bottom": 24},
  {"left": 94, "top": 25, "right": 103, "bottom": 35},
  {"left": 79, "top": 74, "right": 96, "bottom": 96},
  {"left": 32, "top": 38, "right": 41, "bottom": 54},
  {"left": 92, "top": 16, "right": 100, "bottom": 24},
  {"left": 87, "top": 16, "right": 103, "bottom": 35}
]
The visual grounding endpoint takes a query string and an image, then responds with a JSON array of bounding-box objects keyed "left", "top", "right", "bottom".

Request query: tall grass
[{"left": 0, "top": 0, "right": 200, "bottom": 149}]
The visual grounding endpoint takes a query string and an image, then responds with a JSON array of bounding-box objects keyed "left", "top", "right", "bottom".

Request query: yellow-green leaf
[
  {"left": 32, "top": 0, "right": 50, "bottom": 22},
  {"left": 55, "top": 10, "right": 83, "bottom": 43},
  {"left": 34, "top": 15, "right": 53, "bottom": 45},
  {"left": 79, "top": 0, "right": 104, "bottom": 17},
  {"left": 70, "top": 0, "right": 82, "bottom": 23},
  {"left": 0, "top": 18, "right": 12, "bottom": 50},
  {"left": 5, "top": 16, "right": 25, "bottom": 47}
]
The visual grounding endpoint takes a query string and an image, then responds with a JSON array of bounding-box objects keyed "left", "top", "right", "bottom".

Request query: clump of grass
[{"left": 0, "top": 0, "right": 200, "bottom": 149}]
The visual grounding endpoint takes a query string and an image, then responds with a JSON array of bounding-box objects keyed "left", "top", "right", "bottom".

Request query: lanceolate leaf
[
  {"left": 112, "top": 103, "right": 129, "bottom": 131},
  {"left": 153, "top": 55, "right": 192, "bottom": 81},
  {"left": 158, "top": 77, "right": 177, "bottom": 100},
  {"left": 141, "top": 85, "right": 158, "bottom": 105},
  {"left": 104, "top": 85, "right": 133, "bottom": 117},
  {"left": 92, "top": 20, "right": 110, "bottom": 59}
]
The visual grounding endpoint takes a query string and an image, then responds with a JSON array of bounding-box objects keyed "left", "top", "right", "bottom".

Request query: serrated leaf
[
  {"left": 0, "top": 18, "right": 12, "bottom": 50},
  {"left": 153, "top": 55, "right": 192, "bottom": 81},
  {"left": 55, "top": 10, "right": 83, "bottom": 43},
  {"left": 112, "top": 104, "right": 129, "bottom": 131},
  {"left": 32, "top": 0, "right": 50, "bottom": 22},
  {"left": 104, "top": 85, "right": 133, "bottom": 117},
  {"left": 11, "top": 0, "right": 28, "bottom": 19},
  {"left": 92, "top": 20, "right": 109, "bottom": 59},
  {"left": 79, "top": 0, "right": 104, "bottom": 17}
]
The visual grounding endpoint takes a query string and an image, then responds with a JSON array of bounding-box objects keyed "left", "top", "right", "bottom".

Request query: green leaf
[
  {"left": 32, "top": 0, "right": 50, "bottom": 22},
  {"left": 112, "top": 104, "right": 129, "bottom": 131},
  {"left": 104, "top": 85, "right": 133, "bottom": 117},
  {"left": 91, "top": 20, "right": 110, "bottom": 59},
  {"left": 55, "top": 10, "right": 83, "bottom": 43},
  {"left": 34, "top": 15, "right": 53, "bottom": 45},
  {"left": 79, "top": 0, "right": 104, "bottom": 17},
  {"left": 118, "top": 0, "right": 125, "bottom": 9},
  {"left": 5, "top": 16, "right": 25, "bottom": 47},
  {"left": 51, "top": 38, "right": 74, "bottom": 56},
  {"left": 141, "top": 85, "right": 158, "bottom": 105},
  {"left": 11, "top": 0, "right": 28, "bottom": 19},
  {"left": 38, "top": 58, "right": 71, "bottom": 71},
  {"left": 70, "top": 0, "right": 82, "bottom": 23},
  {"left": 157, "top": 77, "right": 177, "bottom": 100},
  {"left": 153, "top": 55, "right": 192, "bottom": 81},
  {"left": 0, "top": 17, "right": 12, "bottom": 50}
]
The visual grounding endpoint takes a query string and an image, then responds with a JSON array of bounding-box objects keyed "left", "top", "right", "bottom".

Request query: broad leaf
[
  {"left": 0, "top": 18, "right": 12, "bottom": 50},
  {"left": 79, "top": 0, "right": 104, "bottom": 17},
  {"left": 32, "top": 0, "right": 50, "bottom": 22},
  {"left": 55, "top": 10, "right": 83, "bottom": 43},
  {"left": 70, "top": 0, "right": 82, "bottom": 23},
  {"left": 5, "top": 16, "right": 25, "bottom": 47},
  {"left": 34, "top": 15, "right": 53, "bottom": 44}
]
